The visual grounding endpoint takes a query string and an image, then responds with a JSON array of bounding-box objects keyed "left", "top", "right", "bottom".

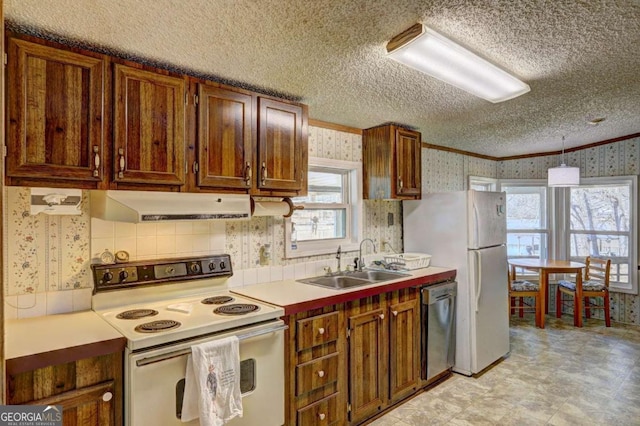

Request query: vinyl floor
[{"left": 370, "top": 315, "right": 640, "bottom": 425}]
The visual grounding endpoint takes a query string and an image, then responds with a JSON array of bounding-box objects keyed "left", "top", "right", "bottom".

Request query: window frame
[
  {"left": 468, "top": 175, "right": 498, "bottom": 191},
  {"left": 499, "top": 179, "right": 551, "bottom": 261},
  {"left": 558, "top": 175, "right": 637, "bottom": 294},
  {"left": 284, "top": 157, "right": 362, "bottom": 258}
]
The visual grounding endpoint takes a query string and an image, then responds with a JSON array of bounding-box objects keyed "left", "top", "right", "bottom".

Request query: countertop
[
  {"left": 5, "top": 310, "right": 127, "bottom": 375},
  {"left": 231, "top": 266, "right": 456, "bottom": 315}
]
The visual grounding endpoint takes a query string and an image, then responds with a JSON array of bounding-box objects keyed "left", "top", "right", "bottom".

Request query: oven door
[{"left": 127, "top": 320, "right": 286, "bottom": 426}]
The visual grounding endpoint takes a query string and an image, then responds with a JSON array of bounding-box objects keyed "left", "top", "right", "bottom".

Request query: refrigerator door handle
[
  {"left": 472, "top": 204, "right": 480, "bottom": 248},
  {"left": 475, "top": 250, "right": 482, "bottom": 312}
]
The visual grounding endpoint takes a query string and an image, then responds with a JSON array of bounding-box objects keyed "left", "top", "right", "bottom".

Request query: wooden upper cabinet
[
  {"left": 196, "top": 85, "right": 253, "bottom": 190},
  {"left": 6, "top": 37, "right": 105, "bottom": 187},
  {"left": 362, "top": 124, "right": 421, "bottom": 200},
  {"left": 395, "top": 128, "right": 421, "bottom": 198},
  {"left": 113, "top": 64, "right": 186, "bottom": 188},
  {"left": 256, "top": 98, "right": 307, "bottom": 194}
]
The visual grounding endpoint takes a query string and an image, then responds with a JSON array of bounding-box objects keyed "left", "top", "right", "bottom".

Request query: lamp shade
[{"left": 547, "top": 164, "right": 580, "bottom": 187}]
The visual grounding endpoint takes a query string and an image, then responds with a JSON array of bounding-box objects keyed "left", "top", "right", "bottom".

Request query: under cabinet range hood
[{"left": 90, "top": 190, "right": 251, "bottom": 223}]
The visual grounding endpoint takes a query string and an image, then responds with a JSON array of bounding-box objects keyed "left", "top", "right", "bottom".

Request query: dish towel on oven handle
[{"left": 181, "top": 336, "right": 242, "bottom": 425}]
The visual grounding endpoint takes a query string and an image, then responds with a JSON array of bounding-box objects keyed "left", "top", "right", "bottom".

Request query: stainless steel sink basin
[
  {"left": 297, "top": 270, "right": 411, "bottom": 290},
  {"left": 349, "top": 270, "right": 411, "bottom": 282}
]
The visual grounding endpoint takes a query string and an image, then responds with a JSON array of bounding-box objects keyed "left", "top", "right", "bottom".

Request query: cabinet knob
[
  {"left": 317, "top": 370, "right": 325, "bottom": 378},
  {"left": 392, "top": 310, "right": 398, "bottom": 317},
  {"left": 317, "top": 327, "right": 325, "bottom": 335},
  {"left": 379, "top": 314, "right": 385, "bottom": 320},
  {"left": 318, "top": 413, "right": 326, "bottom": 421},
  {"left": 102, "top": 391, "right": 113, "bottom": 402}
]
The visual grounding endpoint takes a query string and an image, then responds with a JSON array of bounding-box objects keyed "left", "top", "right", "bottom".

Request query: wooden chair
[
  {"left": 556, "top": 256, "right": 611, "bottom": 327},
  {"left": 508, "top": 264, "right": 541, "bottom": 326}
]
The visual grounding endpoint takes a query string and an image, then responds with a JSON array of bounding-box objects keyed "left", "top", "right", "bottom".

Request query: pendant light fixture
[{"left": 547, "top": 136, "right": 580, "bottom": 187}]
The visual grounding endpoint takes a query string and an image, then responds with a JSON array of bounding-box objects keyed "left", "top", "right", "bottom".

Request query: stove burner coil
[
  {"left": 134, "top": 320, "right": 181, "bottom": 333},
  {"left": 214, "top": 303, "right": 260, "bottom": 315},
  {"left": 116, "top": 309, "right": 159, "bottom": 320},
  {"left": 201, "top": 296, "right": 234, "bottom": 305}
]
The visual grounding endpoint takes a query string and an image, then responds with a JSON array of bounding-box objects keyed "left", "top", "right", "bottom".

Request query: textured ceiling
[{"left": 5, "top": 0, "right": 640, "bottom": 157}]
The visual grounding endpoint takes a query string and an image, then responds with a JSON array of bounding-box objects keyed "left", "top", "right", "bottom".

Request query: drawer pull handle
[
  {"left": 398, "top": 176, "right": 403, "bottom": 190},
  {"left": 318, "top": 327, "right": 325, "bottom": 335},
  {"left": 392, "top": 310, "right": 398, "bottom": 317},
  {"left": 379, "top": 314, "right": 385, "bottom": 320},
  {"left": 317, "top": 370, "right": 325, "bottom": 378},
  {"left": 102, "top": 391, "right": 113, "bottom": 402},
  {"left": 318, "top": 413, "right": 326, "bottom": 421}
]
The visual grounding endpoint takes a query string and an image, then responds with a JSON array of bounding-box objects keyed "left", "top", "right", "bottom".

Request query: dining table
[{"left": 507, "top": 259, "right": 586, "bottom": 328}]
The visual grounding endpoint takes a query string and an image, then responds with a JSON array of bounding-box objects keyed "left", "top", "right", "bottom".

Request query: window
[
  {"left": 285, "top": 158, "right": 362, "bottom": 258},
  {"left": 468, "top": 176, "right": 497, "bottom": 191},
  {"left": 501, "top": 181, "right": 550, "bottom": 260},
  {"left": 499, "top": 176, "right": 638, "bottom": 294},
  {"left": 563, "top": 176, "right": 637, "bottom": 293}
]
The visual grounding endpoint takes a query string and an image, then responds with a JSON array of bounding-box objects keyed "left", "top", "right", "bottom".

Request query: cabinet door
[
  {"left": 257, "top": 98, "right": 305, "bottom": 192},
  {"left": 114, "top": 64, "right": 186, "bottom": 187},
  {"left": 388, "top": 297, "right": 421, "bottom": 403},
  {"left": 6, "top": 38, "right": 105, "bottom": 185},
  {"left": 196, "top": 85, "right": 253, "bottom": 190},
  {"left": 394, "top": 128, "right": 421, "bottom": 198},
  {"left": 347, "top": 308, "right": 386, "bottom": 424}
]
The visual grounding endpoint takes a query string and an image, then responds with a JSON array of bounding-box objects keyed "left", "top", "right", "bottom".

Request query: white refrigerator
[{"left": 403, "top": 190, "right": 509, "bottom": 376}]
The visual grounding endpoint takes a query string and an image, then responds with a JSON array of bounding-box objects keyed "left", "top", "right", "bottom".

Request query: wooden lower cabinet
[
  {"left": 286, "top": 289, "right": 422, "bottom": 425},
  {"left": 285, "top": 306, "right": 347, "bottom": 426},
  {"left": 6, "top": 352, "right": 123, "bottom": 426}
]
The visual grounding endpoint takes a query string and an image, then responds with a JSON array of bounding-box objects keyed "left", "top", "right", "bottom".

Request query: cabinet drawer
[
  {"left": 296, "top": 353, "right": 339, "bottom": 396},
  {"left": 297, "top": 392, "right": 339, "bottom": 426},
  {"left": 296, "top": 312, "right": 339, "bottom": 351}
]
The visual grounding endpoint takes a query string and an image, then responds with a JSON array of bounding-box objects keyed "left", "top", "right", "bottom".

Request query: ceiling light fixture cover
[
  {"left": 548, "top": 136, "right": 580, "bottom": 187},
  {"left": 386, "top": 23, "right": 530, "bottom": 103}
]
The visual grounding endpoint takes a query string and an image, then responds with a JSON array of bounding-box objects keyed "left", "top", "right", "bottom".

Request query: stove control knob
[
  {"left": 119, "top": 270, "right": 129, "bottom": 281},
  {"left": 190, "top": 263, "right": 201, "bottom": 273},
  {"left": 208, "top": 262, "right": 216, "bottom": 271},
  {"left": 102, "top": 271, "right": 114, "bottom": 282},
  {"left": 219, "top": 261, "right": 226, "bottom": 270}
]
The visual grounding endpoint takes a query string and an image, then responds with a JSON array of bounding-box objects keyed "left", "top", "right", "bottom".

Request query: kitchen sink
[{"left": 297, "top": 270, "right": 411, "bottom": 290}]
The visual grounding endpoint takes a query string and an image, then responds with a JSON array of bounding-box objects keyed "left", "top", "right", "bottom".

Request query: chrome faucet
[
  {"left": 336, "top": 245, "right": 342, "bottom": 272},
  {"left": 357, "top": 239, "right": 376, "bottom": 271}
]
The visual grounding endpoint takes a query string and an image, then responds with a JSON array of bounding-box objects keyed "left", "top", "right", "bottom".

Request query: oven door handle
[{"left": 135, "top": 324, "right": 289, "bottom": 367}]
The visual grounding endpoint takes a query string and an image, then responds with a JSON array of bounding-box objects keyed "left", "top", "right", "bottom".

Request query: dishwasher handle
[{"left": 421, "top": 281, "right": 457, "bottom": 305}]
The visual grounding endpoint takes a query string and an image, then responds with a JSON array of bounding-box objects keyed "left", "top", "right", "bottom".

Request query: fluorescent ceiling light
[{"left": 386, "top": 23, "right": 530, "bottom": 103}]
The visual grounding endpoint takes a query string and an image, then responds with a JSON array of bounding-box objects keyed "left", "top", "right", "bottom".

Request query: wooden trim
[
  {"left": 276, "top": 271, "right": 456, "bottom": 315},
  {"left": 1, "top": 0, "right": 5, "bottom": 405},
  {"left": 386, "top": 23, "right": 424, "bottom": 53},
  {"left": 422, "top": 143, "right": 499, "bottom": 161},
  {"left": 499, "top": 132, "right": 640, "bottom": 161},
  {"left": 6, "top": 338, "right": 127, "bottom": 376},
  {"left": 309, "top": 119, "right": 362, "bottom": 135}
]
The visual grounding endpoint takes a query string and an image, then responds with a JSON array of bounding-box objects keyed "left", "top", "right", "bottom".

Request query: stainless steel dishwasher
[{"left": 421, "top": 280, "right": 457, "bottom": 382}]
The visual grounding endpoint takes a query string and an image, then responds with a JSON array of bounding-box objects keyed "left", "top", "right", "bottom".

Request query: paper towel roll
[{"left": 252, "top": 200, "right": 291, "bottom": 217}]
